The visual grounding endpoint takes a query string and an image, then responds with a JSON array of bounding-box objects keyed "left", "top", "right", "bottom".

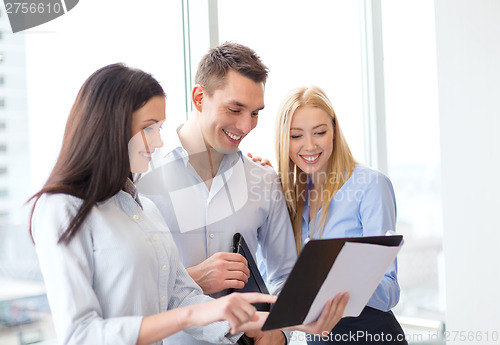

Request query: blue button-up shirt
[{"left": 302, "top": 165, "right": 400, "bottom": 312}]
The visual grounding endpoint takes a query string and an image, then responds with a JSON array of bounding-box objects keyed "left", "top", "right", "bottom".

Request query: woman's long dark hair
[{"left": 29, "top": 63, "right": 165, "bottom": 244}]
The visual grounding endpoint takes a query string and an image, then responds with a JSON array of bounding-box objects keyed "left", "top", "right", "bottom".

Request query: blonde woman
[{"left": 275, "top": 86, "right": 407, "bottom": 344}]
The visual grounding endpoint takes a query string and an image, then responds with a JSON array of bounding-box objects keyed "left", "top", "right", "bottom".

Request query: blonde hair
[{"left": 275, "top": 86, "right": 356, "bottom": 253}]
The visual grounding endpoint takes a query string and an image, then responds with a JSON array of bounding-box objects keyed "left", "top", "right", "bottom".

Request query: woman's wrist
[{"left": 178, "top": 304, "right": 196, "bottom": 329}]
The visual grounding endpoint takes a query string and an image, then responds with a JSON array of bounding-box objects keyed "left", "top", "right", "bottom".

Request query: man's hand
[
  {"left": 186, "top": 252, "right": 250, "bottom": 294},
  {"left": 245, "top": 330, "right": 286, "bottom": 345}
]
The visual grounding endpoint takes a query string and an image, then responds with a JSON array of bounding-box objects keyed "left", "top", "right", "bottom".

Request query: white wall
[{"left": 435, "top": 0, "right": 500, "bottom": 341}]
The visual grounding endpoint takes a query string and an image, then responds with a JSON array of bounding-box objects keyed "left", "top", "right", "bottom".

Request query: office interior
[{"left": 0, "top": 0, "right": 499, "bottom": 344}]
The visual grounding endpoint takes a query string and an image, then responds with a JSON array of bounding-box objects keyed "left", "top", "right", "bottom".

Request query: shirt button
[
  {"left": 161, "top": 296, "right": 166, "bottom": 302},
  {"left": 162, "top": 265, "right": 167, "bottom": 271},
  {"left": 152, "top": 235, "right": 158, "bottom": 242},
  {"left": 209, "top": 233, "right": 215, "bottom": 239},
  {"left": 132, "top": 215, "right": 139, "bottom": 220}
]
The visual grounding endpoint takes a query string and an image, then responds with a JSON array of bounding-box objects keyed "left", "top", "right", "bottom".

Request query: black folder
[
  {"left": 228, "top": 233, "right": 271, "bottom": 345},
  {"left": 228, "top": 233, "right": 271, "bottom": 311},
  {"left": 261, "top": 235, "right": 403, "bottom": 331}
]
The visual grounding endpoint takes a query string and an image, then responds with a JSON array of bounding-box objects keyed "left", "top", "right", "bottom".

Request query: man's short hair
[{"left": 195, "top": 42, "right": 269, "bottom": 96}]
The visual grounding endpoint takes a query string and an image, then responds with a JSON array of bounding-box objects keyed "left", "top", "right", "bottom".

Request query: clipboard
[{"left": 262, "top": 235, "right": 403, "bottom": 331}]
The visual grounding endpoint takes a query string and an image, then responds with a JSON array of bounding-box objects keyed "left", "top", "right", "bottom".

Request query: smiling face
[
  {"left": 196, "top": 69, "right": 265, "bottom": 154},
  {"left": 289, "top": 106, "right": 334, "bottom": 179},
  {"left": 129, "top": 96, "right": 166, "bottom": 173}
]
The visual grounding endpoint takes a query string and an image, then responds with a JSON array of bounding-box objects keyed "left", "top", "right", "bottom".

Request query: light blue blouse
[
  {"left": 302, "top": 165, "right": 400, "bottom": 312},
  {"left": 32, "top": 191, "right": 239, "bottom": 345}
]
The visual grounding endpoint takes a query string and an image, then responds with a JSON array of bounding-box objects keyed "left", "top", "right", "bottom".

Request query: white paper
[{"left": 303, "top": 241, "right": 402, "bottom": 323}]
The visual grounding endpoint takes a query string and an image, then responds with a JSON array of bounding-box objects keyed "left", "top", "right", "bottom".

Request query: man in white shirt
[{"left": 137, "top": 42, "right": 338, "bottom": 345}]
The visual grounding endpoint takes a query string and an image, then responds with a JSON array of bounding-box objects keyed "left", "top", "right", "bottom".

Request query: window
[
  {"left": 27, "top": 1, "right": 187, "bottom": 189},
  {"left": 1, "top": 2, "right": 189, "bottom": 344},
  {"left": 216, "top": 0, "right": 445, "bottom": 339},
  {"left": 0, "top": 166, "right": 6, "bottom": 175},
  {"left": 0, "top": 98, "right": 4, "bottom": 108},
  {"left": 381, "top": 0, "right": 444, "bottom": 327},
  {"left": 216, "top": 0, "right": 365, "bottom": 165},
  {"left": 0, "top": 75, "right": 4, "bottom": 86},
  {"left": 0, "top": 189, "right": 9, "bottom": 197},
  {"left": 0, "top": 121, "right": 5, "bottom": 130}
]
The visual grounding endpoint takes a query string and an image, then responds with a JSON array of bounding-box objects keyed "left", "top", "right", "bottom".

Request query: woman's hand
[
  {"left": 247, "top": 153, "right": 273, "bottom": 168},
  {"left": 189, "top": 292, "right": 277, "bottom": 334},
  {"left": 285, "top": 292, "right": 349, "bottom": 335},
  {"left": 137, "top": 293, "right": 275, "bottom": 345}
]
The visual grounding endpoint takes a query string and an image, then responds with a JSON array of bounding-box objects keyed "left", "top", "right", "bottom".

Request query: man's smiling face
[{"left": 198, "top": 69, "right": 265, "bottom": 154}]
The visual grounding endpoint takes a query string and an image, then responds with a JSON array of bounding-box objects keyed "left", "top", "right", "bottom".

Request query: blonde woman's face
[{"left": 288, "top": 106, "right": 334, "bottom": 178}]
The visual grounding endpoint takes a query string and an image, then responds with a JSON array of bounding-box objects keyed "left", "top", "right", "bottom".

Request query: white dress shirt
[
  {"left": 32, "top": 191, "right": 239, "bottom": 345},
  {"left": 137, "top": 125, "right": 297, "bottom": 345}
]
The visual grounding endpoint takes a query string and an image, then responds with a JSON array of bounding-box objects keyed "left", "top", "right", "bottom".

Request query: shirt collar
[{"left": 122, "top": 177, "right": 143, "bottom": 209}]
